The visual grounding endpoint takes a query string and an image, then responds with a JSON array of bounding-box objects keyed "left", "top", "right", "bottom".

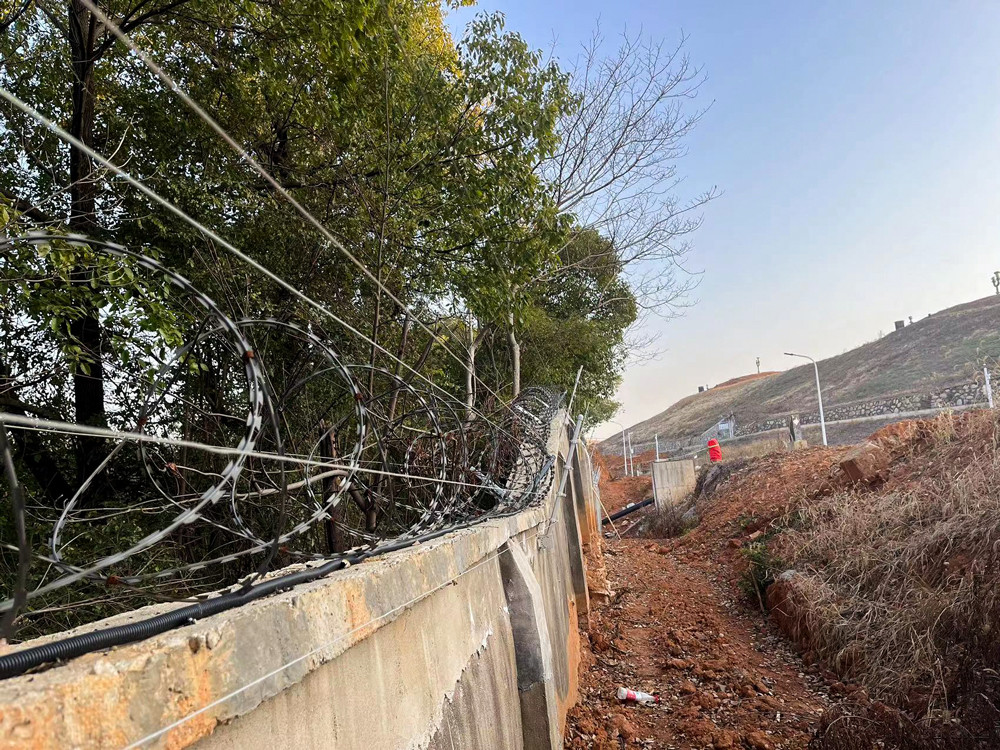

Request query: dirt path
[{"left": 567, "top": 538, "right": 830, "bottom": 749}]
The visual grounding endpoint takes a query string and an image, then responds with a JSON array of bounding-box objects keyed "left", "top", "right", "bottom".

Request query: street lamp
[
  {"left": 606, "top": 420, "right": 629, "bottom": 476},
  {"left": 784, "top": 352, "right": 827, "bottom": 446}
]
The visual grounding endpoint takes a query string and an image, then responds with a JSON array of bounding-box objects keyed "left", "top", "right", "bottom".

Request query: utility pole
[
  {"left": 785, "top": 352, "right": 827, "bottom": 446},
  {"left": 992, "top": 271, "right": 1000, "bottom": 295},
  {"left": 756, "top": 357, "right": 760, "bottom": 374},
  {"left": 608, "top": 420, "right": 627, "bottom": 477}
]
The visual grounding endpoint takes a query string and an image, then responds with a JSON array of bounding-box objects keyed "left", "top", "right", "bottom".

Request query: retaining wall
[
  {"left": 735, "top": 382, "right": 989, "bottom": 436},
  {"left": 651, "top": 459, "right": 696, "bottom": 508},
  {"left": 0, "top": 413, "right": 596, "bottom": 750},
  {"left": 614, "top": 381, "right": 992, "bottom": 458},
  {"left": 688, "top": 404, "right": 987, "bottom": 461}
]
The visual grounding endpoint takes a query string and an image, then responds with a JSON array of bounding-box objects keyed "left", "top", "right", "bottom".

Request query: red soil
[
  {"left": 592, "top": 450, "right": 652, "bottom": 514},
  {"left": 712, "top": 371, "right": 780, "bottom": 390},
  {"left": 568, "top": 459, "right": 837, "bottom": 748},
  {"left": 568, "top": 536, "right": 831, "bottom": 749},
  {"left": 573, "top": 413, "right": 998, "bottom": 748}
]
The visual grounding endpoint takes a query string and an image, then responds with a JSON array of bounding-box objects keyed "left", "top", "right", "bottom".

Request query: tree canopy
[
  {"left": 1, "top": 0, "right": 711, "bottom": 428},
  {"left": 0, "top": 0, "right": 709, "bottom": 636}
]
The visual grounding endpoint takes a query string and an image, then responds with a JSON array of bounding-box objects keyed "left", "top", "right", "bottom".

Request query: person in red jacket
[{"left": 707, "top": 438, "right": 722, "bottom": 463}]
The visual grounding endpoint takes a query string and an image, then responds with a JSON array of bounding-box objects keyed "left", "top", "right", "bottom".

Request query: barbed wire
[
  {"left": 72, "top": 0, "right": 511, "bottom": 411},
  {"left": 0, "top": 85, "right": 511, "bottom": 438},
  {"left": 0, "top": 232, "right": 564, "bottom": 647}
]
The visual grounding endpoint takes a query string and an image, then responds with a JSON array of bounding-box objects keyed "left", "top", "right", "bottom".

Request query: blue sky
[{"left": 448, "top": 1, "right": 1000, "bottom": 439}]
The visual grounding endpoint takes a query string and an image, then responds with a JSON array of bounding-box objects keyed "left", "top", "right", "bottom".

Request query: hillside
[
  {"left": 577, "top": 410, "right": 1000, "bottom": 749},
  {"left": 605, "top": 294, "right": 1000, "bottom": 450}
]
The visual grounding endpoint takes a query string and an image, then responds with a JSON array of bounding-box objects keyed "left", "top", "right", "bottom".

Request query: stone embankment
[{"left": 736, "top": 381, "right": 987, "bottom": 436}]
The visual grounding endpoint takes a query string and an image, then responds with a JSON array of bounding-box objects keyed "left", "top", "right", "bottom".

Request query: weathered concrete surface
[
  {"left": 573, "top": 447, "right": 613, "bottom": 604},
  {"left": 0, "top": 412, "right": 595, "bottom": 750},
  {"left": 651, "top": 458, "right": 697, "bottom": 508},
  {"left": 572, "top": 449, "right": 600, "bottom": 547},
  {"left": 207, "top": 551, "right": 521, "bottom": 750},
  {"left": 500, "top": 539, "right": 560, "bottom": 750}
]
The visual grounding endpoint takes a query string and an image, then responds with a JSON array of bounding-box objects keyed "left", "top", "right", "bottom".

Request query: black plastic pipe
[
  {"left": 0, "top": 456, "right": 556, "bottom": 680},
  {"left": 602, "top": 497, "right": 654, "bottom": 524}
]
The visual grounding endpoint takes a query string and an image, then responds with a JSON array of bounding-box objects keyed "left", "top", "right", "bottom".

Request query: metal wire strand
[{"left": 0, "top": 232, "right": 563, "bottom": 639}]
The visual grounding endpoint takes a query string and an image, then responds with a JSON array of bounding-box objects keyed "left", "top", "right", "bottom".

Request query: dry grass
[
  {"left": 639, "top": 503, "right": 697, "bottom": 538},
  {"left": 775, "top": 410, "right": 1000, "bottom": 744},
  {"left": 719, "top": 436, "right": 789, "bottom": 462}
]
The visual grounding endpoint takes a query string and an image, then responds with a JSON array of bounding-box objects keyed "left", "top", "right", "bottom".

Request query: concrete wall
[
  {"left": 651, "top": 458, "right": 696, "bottom": 508},
  {"left": 0, "top": 413, "right": 597, "bottom": 750}
]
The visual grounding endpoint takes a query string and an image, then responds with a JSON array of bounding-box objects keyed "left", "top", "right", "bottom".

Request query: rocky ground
[
  {"left": 567, "top": 447, "right": 849, "bottom": 749},
  {"left": 566, "top": 538, "right": 831, "bottom": 749}
]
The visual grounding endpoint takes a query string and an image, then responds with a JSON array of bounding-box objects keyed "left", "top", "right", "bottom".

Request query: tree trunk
[
  {"left": 386, "top": 313, "right": 411, "bottom": 423},
  {"left": 68, "top": 1, "right": 106, "bottom": 485},
  {"left": 367, "top": 255, "right": 384, "bottom": 394},
  {"left": 508, "top": 311, "right": 520, "bottom": 398},
  {"left": 466, "top": 322, "right": 490, "bottom": 420},
  {"left": 320, "top": 424, "right": 344, "bottom": 554},
  {"left": 68, "top": 2, "right": 98, "bottom": 237},
  {"left": 0, "top": 357, "right": 73, "bottom": 504},
  {"left": 465, "top": 323, "right": 479, "bottom": 420}
]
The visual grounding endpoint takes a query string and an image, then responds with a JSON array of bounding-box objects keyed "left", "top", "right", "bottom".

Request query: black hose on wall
[{"left": 0, "top": 456, "right": 556, "bottom": 680}]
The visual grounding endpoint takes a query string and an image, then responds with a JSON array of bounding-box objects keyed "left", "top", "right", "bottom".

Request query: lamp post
[
  {"left": 784, "top": 352, "right": 827, "bottom": 446},
  {"left": 607, "top": 420, "right": 629, "bottom": 476}
]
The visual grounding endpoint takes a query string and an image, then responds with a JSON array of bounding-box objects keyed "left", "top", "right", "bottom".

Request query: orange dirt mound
[{"left": 712, "top": 371, "right": 780, "bottom": 390}]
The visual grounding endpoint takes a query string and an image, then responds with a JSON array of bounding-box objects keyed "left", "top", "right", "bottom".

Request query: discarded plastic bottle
[{"left": 616, "top": 686, "right": 661, "bottom": 705}]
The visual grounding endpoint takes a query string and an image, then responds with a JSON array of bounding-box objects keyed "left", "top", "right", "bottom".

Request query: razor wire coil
[{"left": 0, "top": 232, "right": 564, "bottom": 645}]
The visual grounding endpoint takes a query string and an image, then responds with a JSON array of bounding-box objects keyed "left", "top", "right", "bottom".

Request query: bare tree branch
[{"left": 536, "top": 27, "right": 716, "bottom": 316}]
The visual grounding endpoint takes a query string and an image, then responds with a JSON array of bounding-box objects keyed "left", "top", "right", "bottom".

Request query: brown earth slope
[
  {"left": 601, "top": 294, "right": 1000, "bottom": 449},
  {"left": 578, "top": 410, "right": 1000, "bottom": 749}
]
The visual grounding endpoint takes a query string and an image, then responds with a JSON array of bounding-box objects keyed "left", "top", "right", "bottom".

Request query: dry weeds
[{"left": 774, "top": 410, "right": 1000, "bottom": 746}]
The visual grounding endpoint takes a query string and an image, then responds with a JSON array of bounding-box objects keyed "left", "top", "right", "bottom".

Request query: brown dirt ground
[
  {"left": 567, "top": 538, "right": 831, "bottom": 749},
  {"left": 574, "top": 415, "right": 1000, "bottom": 748},
  {"left": 568, "top": 448, "right": 850, "bottom": 749},
  {"left": 565, "top": 448, "right": 864, "bottom": 750},
  {"left": 668, "top": 447, "right": 849, "bottom": 591}
]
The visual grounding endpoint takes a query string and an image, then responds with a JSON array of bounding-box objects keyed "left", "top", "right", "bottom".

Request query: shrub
[
  {"left": 738, "top": 540, "right": 783, "bottom": 611},
  {"left": 638, "top": 503, "right": 698, "bottom": 538}
]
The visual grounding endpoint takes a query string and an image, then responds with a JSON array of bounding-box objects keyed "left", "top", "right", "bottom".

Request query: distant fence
[
  {"left": 609, "top": 380, "right": 992, "bottom": 459},
  {"left": 734, "top": 382, "right": 988, "bottom": 436}
]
